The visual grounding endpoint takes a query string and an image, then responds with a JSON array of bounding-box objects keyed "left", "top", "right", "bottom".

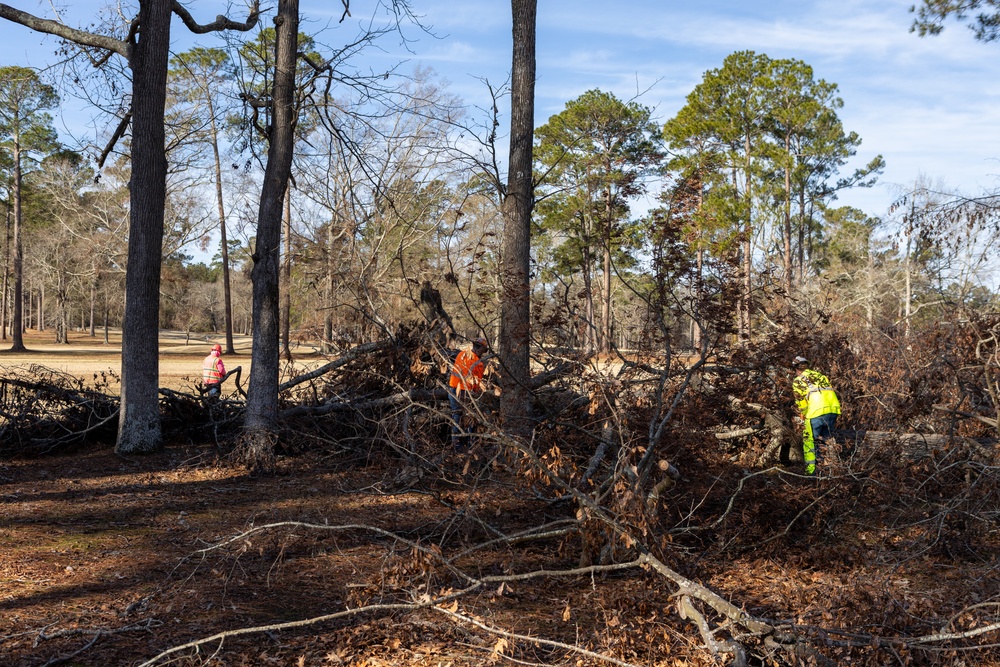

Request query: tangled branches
[{"left": 0, "top": 365, "right": 119, "bottom": 456}]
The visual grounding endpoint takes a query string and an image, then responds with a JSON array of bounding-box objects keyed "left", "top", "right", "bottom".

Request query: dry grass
[
  {"left": 0, "top": 328, "right": 327, "bottom": 394},
  {"left": 0, "top": 328, "right": 244, "bottom": 394}
]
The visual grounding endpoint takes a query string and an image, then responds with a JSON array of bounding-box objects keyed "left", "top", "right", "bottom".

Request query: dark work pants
[
  {"left": 448, "top": 386, "right": 468, "bottom": 451},
  {"left": 804, "top": 412, "right": 838, "bottom": 474}
]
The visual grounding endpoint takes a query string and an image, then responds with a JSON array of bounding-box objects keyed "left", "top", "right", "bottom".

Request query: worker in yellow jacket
[{"left": 791, "top": 356, "right": 840, "bottom": 475}]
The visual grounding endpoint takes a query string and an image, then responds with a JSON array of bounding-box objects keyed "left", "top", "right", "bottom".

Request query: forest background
[{"left": 2, "top": 0, "right": 1000, "bottom": 666}]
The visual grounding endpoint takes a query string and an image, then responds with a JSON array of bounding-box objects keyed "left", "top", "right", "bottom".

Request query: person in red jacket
[
  {"left": 448, "top": 337, "right": 487, "bottom": 451},
  {"left": 202, "top": 343, "right": 226, "bottom": 398}
]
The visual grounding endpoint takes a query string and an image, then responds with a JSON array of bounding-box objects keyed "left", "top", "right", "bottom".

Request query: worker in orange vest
[
  {"left": 203, "top": 343, "right": 226, "bottom": 398},
  {"left": 448, "top": 337, "right": 488, "bottom": 451}
]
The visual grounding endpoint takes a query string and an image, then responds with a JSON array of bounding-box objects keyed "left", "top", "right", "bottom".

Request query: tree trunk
[
  {"left": 11, "top": 140, "right": 25, "bottom": 351},
  {"left": 783, "top": 137, "right": 793, "bottom": 305},
  {"left": 89, "top": 274, "right": 96, "bottom": 337},
  {"left": 741, "top": 140, "right": 752, "bottom": 342},
  {"left": 240, "top": 0, "right": 298, "bottom": 472},
  {"left": 601, "top": 187, "right": 613, "bottom": 355},
  {"left": 208, "top": 94, "right": 236, "bottom": 355},
  {"left": 690, "top": 183, "right": 704, "bottom": 350},
  {"left": 582, "top": 241, "right": 597, "bottom": 354},
  {"left": 2, "top": 201, "right": 9, "bottom": 341},
  {"left": 323, "top": 216, "right": 335, "bottom": 354},
  {"left": 115, "top": 0, "right": 172, "bottom": 454},
  {"left": 55, "top": 273, "right": 67, "bottom": 344},
  {"left": 692, "top": 246, "right": 703, "bottom": 349},
  {"left": 281, "top": 187, "right": 292, "bottom": 361},
  {"left": 797, "top": 186, "right": 806, "bottom": 283},
  {"left": 498, "top": 0, "right": 536, "bottom": 445}
]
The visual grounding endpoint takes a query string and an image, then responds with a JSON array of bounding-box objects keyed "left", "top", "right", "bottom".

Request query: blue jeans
[{"left": 803, "top": 412, "right": 837, "bottom": 474}]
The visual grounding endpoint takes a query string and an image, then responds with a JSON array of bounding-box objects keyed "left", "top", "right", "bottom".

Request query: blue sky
[
  {"left": 3, "top": 0, "right": 1000, "bottom": 219},
  {"left": 399, "top": 0, "right": 1000, "bottom": 216}
]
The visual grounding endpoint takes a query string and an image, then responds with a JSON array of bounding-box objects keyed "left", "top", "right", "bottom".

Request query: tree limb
[
  {"left": 0, "top": 4, "right": 126, "bottom": 56},
  {"left": 279, "top": 387, "right": 443, "bottom": 419},
  {"left": 678, "top": 595, "right": 748, "bottom": 667},
  {"left": 432, "top": 605, "right": 645, "bottom": 667},
  {"left": 96, "top": 112, "right": 131, "bottom": 170},
  {"left": 933, "top": 403, "right": 999, "bottom": 429},
  {"left": 136, "top": 603, "right": 417, "bottom": 667},
  {"left": 279, "top": 339, "right": 393, "bottom": 393},
  {"left": 170, "top": 1, "right": 260, "bottom": 34}
]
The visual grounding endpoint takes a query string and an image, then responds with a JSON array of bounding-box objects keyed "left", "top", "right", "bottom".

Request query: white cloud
[{"left": 1, "top": 0, "right": 997, "bottom": 219}]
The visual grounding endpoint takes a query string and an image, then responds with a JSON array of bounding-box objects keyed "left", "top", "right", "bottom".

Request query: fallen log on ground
[
  {"left": 713, "top": 392, "right": 999, "bottom": 466},
  {"left": 280, "top": 387, "right": 445, "bottom": 419},
  {"left": 832, "top": 428, "right": 998, "bottom": 462}
]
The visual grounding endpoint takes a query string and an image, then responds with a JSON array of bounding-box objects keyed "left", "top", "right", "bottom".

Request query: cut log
[{"left": 832, "top": 429, "right": 998, "bottom": 462}]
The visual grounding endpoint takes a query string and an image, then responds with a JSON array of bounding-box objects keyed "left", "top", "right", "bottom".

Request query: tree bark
[
  {"left": 741, "top": 139, "right": 752, "bottom": 341},
  {"left": 323, "top": 217, "right": 335, "bottom": 353},
  {"left": 0, "top": 2, "right": 259, "bottom": 453},
  {"left": 116, "top": 0, "right": 172, "bottom": 454},
  {"left": 783, "top": 137, "right": 793, "bottom": 304},
  {"left": 582, "top": 240, "right": 597, "bottom": 353},
  {"left": 241, "top": 0, "right": 298, "bottom": 471},
  {"left": 498, "top": 0, "right": 536, "bottom": 445},
  {"left": 208, "top": 92, "right": 236, "bottom": 355},
  {"left": 2, "top": 202, "right": 9, "bottom": 340},
  {"left": 281, "top": 187, "right": 292, "bottom": 361},
  {"left": 601, "top": 187, "right": 613, "bottom": 355},
  {"left": 89, "top": 272, "right": 96, "bottom": 337},
  {"left": 10, "top": 139, "right": 24, "bottom": 351}
]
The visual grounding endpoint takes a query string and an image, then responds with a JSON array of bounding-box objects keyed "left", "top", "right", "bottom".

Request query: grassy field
[{"left": 0, "top": 328, "right": 324, "bottom": 394}]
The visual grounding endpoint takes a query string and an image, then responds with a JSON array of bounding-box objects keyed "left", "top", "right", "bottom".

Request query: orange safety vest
[
  {"left": 449, "top": 350, "right": 483, "bottom": 392},
  {"left": 203, "top": 353, "right": 225, "bottom": 385}
]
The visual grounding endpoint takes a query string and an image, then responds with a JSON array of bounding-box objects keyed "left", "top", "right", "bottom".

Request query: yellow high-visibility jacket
[{"left": 793, "top": 369, "right": 841, "bottom": 419}]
